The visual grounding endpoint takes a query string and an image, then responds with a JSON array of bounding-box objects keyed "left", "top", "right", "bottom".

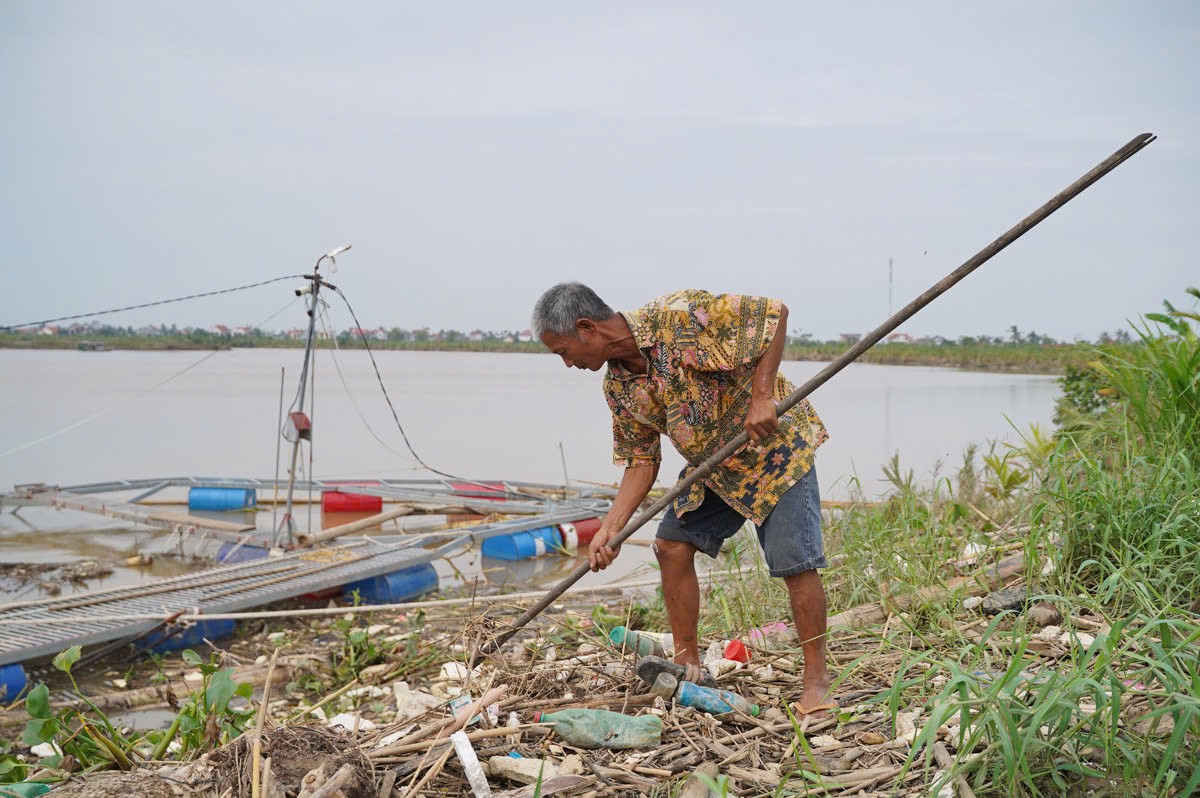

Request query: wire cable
[
  {"left": 0, "top": 297, "right": 299, "bottom": 458},
  {"left": 1, "top": 274, "right": 305, "bottom": 331},
  {"left": 329, "top": 286, "right": 460, "bottom": 481},
  {"left": 316, "top": 301, "right": 416, "bottom": 462},
  {"left": 329, "top": 284, "right": 534, "bottom": 499}
]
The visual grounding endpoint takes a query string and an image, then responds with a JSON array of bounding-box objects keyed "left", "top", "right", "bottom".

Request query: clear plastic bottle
[
  {"left": 533, "top": 708, "right": 663, "bottom": 749},
  {"left": 608, "top": 626, "right": 666, "bottom": 658},
  {"left": 651, "top": 672, "right": 760, "bottom": 718}
]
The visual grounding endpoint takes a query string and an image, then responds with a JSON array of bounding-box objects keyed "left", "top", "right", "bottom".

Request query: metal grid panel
[
  {"left": 0, "top": 539, "right": 452, "bottom": 666},
  {"left": 0, "top": 501, "right": 609, "bottom": 667}
]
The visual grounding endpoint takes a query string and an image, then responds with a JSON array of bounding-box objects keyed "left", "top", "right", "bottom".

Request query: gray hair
[{"left": 531, "top": 282, "right": 615, "bottom": 338}]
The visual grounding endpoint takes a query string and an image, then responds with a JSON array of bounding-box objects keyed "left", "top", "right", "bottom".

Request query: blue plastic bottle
[{"left": 651, "top": 672, "right": 760, "bottom": 717}]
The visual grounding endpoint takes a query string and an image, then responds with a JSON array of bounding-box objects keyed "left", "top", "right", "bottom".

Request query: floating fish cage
[{"left": 0, "top": 476, "right": 613, "bottom": 672}]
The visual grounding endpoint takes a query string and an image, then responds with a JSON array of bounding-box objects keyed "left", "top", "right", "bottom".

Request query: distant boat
[{"left": 77, "top": 340, "right": 108, "bottom": 352}]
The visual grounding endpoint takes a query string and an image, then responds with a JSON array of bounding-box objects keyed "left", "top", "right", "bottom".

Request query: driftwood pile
[
  {"left": 46, "top": 630, "right": 956, "bottom": 797},
  {"left": 27, "top": 548, "right": 1030, "bottom": 797},
  {"left": 0, "top": 539, "right": 1046, "bottom": 798}
]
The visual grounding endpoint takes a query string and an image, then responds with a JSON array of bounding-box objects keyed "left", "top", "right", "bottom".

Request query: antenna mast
[{"left": 274, "top": 245, "right": 351, "bottom": 547}]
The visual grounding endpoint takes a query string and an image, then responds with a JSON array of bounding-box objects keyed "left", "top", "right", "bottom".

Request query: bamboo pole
[
  {"left": 826, "top": 552, "right": 1025, "bottom": 630},
  {"left": 479, "top": 132, "right": 1156, "bottom": 659},
  {"left": 293, "top": 505, "right": 414, "bottom": 547},
  {"left": 250, "top": 648, "right": 279, "bottom": 798}
]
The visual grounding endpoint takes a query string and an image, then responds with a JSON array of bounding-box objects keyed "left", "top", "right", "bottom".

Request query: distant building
[
  {"left": 372, "top": 328, "right": 388, "bottom": 342},
  {"left": 517, "top": 329, "right": 534, "bottom": 343},
  {"left": 209, "top": 324, "right": 230, "bottom": 336},
  {"left": 839, "top": 333, "right": 861, "bottom": 344},
  {"left": 232, "top": 326, "right": 252, "bottom": 337},
  {"left": 468, "top": 329, "right": 484, "bottom": 342},
  {"left": 884, "top": 332, "right": 913, "bottom": 343},
  {"left": 38, "top": 325, "right": 61, "bottom": 336},
  {"left": 285, "top": 329, "right": 306, "bottom": 341}
]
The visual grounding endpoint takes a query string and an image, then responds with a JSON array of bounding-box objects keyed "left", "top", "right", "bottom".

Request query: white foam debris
[
  {"left": 896, "top": 710, "right": 921, "bottom": 744},
  {"left": 327, "top": 712, "right": 377, "bottom": 731},
  {"left": 1034, "top": 625, "right": 1062, "bottom": 641}
]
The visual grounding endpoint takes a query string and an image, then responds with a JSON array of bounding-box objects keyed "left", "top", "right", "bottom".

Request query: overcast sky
[{"left": 2, "top": 2, "right": 1196, "bottom": 341}]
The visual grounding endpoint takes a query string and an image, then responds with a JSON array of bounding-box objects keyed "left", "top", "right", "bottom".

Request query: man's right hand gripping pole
[{"left": 589, "top": 461, "right": 658, "bottom": 572}]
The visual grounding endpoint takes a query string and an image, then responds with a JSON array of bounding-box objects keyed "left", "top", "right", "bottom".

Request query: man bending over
[{"left": 533, "top": 282, "right": 835, "bottom": 715}]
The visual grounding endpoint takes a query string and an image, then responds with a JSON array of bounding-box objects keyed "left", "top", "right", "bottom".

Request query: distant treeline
[
  {"left": 779, "top": 341, "right": 1103, "bottom": 373},
  {"left": 0, "top": 329, "right": 1131, "bottom": 374}
]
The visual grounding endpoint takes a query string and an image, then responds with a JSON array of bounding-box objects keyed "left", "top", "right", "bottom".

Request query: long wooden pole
[
  {"left": 479, "top": 132, "right": 1156, "bottom": 659},
  {"left": 293, "top": 505, "right": 414, "bottom": 547}
]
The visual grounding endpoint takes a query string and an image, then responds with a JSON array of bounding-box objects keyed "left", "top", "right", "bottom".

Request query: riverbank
[
  {"left": 0, "top": 332, "right": 1116, "bottom": 374},
  {"left": 2, "top": 294, "right": 1195, "bottom": 795}
]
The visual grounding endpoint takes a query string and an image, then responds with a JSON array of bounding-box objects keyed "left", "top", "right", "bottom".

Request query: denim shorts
[{"left": 655, "top": 466, "right": 826, "bottom": 578}]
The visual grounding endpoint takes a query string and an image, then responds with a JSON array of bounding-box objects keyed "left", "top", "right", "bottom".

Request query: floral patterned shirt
[{"left": 603, "top": 289, "right": 829, "bottom": 524}]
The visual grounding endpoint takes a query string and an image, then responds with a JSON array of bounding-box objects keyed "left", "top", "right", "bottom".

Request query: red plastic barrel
[
  {"left": 321, "top": 485, "right": 383, "bottom": 513},
  {"left": 561, "top": 517, "right": 602, "bottom": 547},
  {"left": 449, "top": 481, "right": 508, "bottom": 501}
]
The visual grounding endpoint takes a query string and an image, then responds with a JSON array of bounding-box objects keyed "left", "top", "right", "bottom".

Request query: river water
[{"left": 0, "top": 348, "right": 1060, "bottom": 594}]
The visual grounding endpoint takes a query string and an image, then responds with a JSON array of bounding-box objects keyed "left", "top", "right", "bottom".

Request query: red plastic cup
[{"left": 724, "top": 639, "right": 751, "bottom": 663}]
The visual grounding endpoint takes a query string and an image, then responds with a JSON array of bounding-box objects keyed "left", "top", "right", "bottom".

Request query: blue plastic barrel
[
  {"left": 216, "top": 542, "right": 270, "bottom": 564},
  {"left": 0, "top": 663, "right": 28, "bottom": 702},
  {"left": 481, "top": 526, "right": 561, "bottom": 561},
  {"left": 188, "top": 487, "right": 256, "bottom": 511},
  {"left": 342, "top": 563, "right": 438, "bottom": 604},
  {"left": 144, "top": 619, "right": 238, "bottom": 654}
]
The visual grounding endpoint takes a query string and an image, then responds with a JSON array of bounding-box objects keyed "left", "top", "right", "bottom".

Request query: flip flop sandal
[
  {"left": 636, "top": 655, "right": 718, "bottom": 689},
  {"left": 793, "top": 700, "right": 839, "bottom": 732}
]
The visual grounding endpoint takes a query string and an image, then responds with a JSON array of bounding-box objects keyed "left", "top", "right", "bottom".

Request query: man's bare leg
[
  {"left": 654, "top": 538, "right": 702, "bottom": 672},
  {"left": 784, "top": 569, "right": 833, "bottom": 711}
]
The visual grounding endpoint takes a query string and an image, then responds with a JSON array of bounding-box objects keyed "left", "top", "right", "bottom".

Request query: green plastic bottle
[
  {"left": 534, "top": 708, "right": 663, "bottom": 749},
  {"left": 608, "top": 626, "right": 666, "bottom": 658}
]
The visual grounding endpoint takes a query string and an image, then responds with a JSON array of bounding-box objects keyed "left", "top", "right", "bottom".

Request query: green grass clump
[{"left": 634, "top": 288, "right": 1200, "bottom": 796}]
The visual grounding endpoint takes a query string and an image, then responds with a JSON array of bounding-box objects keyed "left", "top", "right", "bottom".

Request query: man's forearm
[
  {"left": 604, "top": 462, "right": 660, "bottom": 531},
  {"left": 752, "top": 303, "right": 788, "bottom": 398}
]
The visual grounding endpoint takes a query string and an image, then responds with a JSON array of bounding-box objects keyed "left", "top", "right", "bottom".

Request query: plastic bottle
[
  {"left": 534, "top": 708, "right": 663, "bottom": 749},
  {"left": 608, "top": 626, "right": 666, "bottom": 658},
  {"left": 651, "top": 672, "right": 760, "bottom": 718},
  {"left": 449, "top": 730, "right": 493, "bottom": 797}
]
